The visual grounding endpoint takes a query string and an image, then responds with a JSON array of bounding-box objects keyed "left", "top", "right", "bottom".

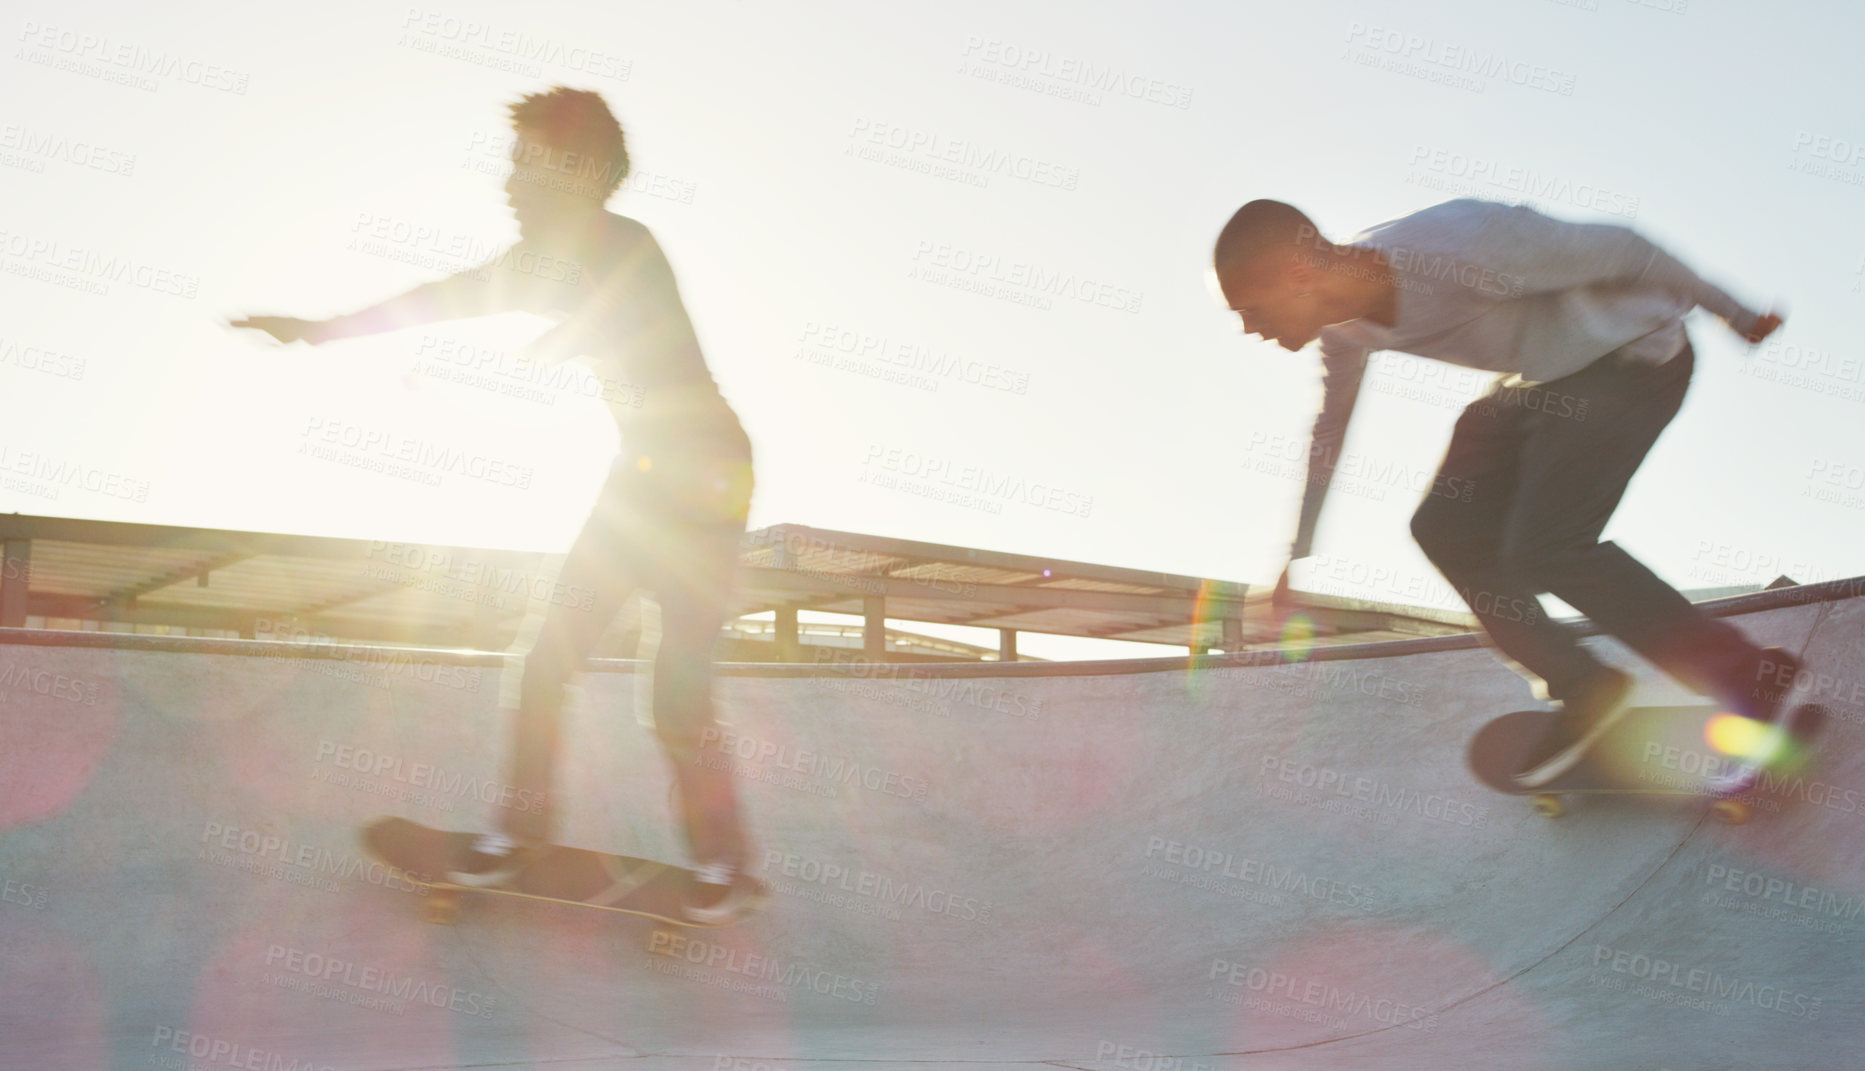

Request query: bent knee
[
  {"left": 1496, "top": 538, "right": 1608, "bottom": 589},
  {"left": 654, "top": 719, "right": 710, "bottom": 762},
  {"left": 1410, "top": 500, "right": 1465, "bottom": 563}
]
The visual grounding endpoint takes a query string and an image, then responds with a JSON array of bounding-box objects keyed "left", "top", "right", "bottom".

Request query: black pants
[
  {"left": 1412, "top": 341, "right": 1761, "bottom": 706},
  {"left": 498, "top": 435, "right": 754, "bottom": 869}
]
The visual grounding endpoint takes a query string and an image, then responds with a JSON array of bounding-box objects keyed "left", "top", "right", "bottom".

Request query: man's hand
[
  {"left": 1738, "top": 310, "right": 1784, "bottom": 345},
  {"left": 228, "top": 315, "right": 332, "bottom": 345}
]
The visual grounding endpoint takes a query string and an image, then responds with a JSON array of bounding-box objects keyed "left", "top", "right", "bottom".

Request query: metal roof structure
[
  {"left": 735, "top": 524, "right": 1477, "bottom": 658},
  {"left": 0, "top": 513, "right": 1481, "bottom": 659}
]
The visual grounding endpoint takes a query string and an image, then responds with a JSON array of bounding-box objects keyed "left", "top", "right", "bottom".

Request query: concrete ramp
[{"left": 3, "top": 584, "right": 1863, "bottom": 1070}]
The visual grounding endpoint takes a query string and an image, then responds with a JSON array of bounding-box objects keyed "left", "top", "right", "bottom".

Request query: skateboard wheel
[
  {"left": 423, "top": 892, "right": 460, "bottom": 925},
  {"left": 1711, "top": 799, "right": 1751, "bottom": 826},
  {"left": 1531, "top": 795, "right": 1564, "bottom": 819}
]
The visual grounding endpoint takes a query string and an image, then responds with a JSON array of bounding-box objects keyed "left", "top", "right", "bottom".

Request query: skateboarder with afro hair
[{"left": 234, "top": 86, "right": 761, "bottom": 922}]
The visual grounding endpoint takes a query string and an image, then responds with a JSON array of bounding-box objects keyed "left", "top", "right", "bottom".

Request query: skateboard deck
[
  {"left": 359, "top": 816, "right": 761, "bottom": 927},
  {"left": 1467, "top": 702, "right": 1828, "bottom": 821}
]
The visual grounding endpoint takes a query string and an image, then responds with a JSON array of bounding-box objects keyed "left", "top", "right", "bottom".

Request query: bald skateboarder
[{"left": 1211, "top": 197, "right": 1801, "bottom": 787}]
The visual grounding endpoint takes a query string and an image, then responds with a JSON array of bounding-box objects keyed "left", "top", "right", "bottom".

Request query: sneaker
[
  {"left": 448, "top": 831, "right": 532, "bottom": 888},
  {"left": 683, "top": 861, "right": 766, "bottom": 925},
  {"left": 1705, "top": 647, "right": 1806, "bottom": 795},
  {"left": 1731, "top": 646, "right": 1804, "bottom": 723},
  {"left": 1514, "top": 668, "right": 1635, "bottom": 788}
]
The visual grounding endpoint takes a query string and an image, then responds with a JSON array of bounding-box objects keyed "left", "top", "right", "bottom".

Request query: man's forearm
[
  {"left": 313, "top": 268, "right": 498, "bottom": 341},
  {"left": 1289, "top": 343, "right": 1368, "bottom": 559},
  {"left": 1628, "top": 239, "right": 1762, "bottom": 336},
  {"left": 1289, "top": 442, "right": 1342, "bottom": 560},
  {"left": 1497, "top": 206, "right": 1762, "bottom": 332}
]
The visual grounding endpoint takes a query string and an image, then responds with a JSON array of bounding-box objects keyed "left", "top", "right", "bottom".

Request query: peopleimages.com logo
[
  {"left": 313, "top": 741, "right": 545, "bottom": 814},
  {"left": 1590, "top": 945, "right": 1823, "bottom": 1019},
  {"left": 264, "top": 944, "right": 498, "bottom": 1018}
]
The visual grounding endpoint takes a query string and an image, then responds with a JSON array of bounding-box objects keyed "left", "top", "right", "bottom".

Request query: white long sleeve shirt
[
  {"left": 1290, "top": 198, "right": 1764, "bottom": 559},
  {"left": 338, "top": 213, "right": 741, "bottom": 449}
]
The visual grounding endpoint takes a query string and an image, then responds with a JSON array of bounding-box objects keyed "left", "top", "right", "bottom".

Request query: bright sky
[{"left": 2, "top": 0, "right": 1860, "bottom": 659}]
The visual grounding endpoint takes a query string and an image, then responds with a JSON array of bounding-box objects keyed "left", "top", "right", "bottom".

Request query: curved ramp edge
[{"left": 0, "top": 590, "right": 1859, "bottom": 1070}]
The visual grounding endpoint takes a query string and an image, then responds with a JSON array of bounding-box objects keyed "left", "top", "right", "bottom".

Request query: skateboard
[
  {"left": 1467, "top": 702, "right": 1828, "bottom": 823},
  {"left": 359, "top": 816, "right": 763, "bottom": 928}
]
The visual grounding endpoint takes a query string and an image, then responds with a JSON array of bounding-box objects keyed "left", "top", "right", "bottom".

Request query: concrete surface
[{"left": 2, "top": 584, "right": 1862, "bottom": 1070}]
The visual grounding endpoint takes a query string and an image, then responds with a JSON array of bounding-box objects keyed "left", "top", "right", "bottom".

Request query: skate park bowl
[{"left": 3, "top": 579, "right": 1864, "bottom": 1070}]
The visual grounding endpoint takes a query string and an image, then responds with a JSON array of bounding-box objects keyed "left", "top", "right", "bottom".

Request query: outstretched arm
[
  {"left": 309, "top": 261, "right": 508, "bottom": 342},
  {"left": 229, "top": 266, "right": 499, "bottom": 345},
  {"left": 1479, "top": 204, "right": 1776, "bottom": 339},
  {"left": 230, "top": 240, "right": 570, "bottom": 344}
]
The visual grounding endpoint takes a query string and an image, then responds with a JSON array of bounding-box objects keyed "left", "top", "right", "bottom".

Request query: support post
[
  {"left": 775, "top": 605, "right": 800, "bottom": 662},
  {"left": 863, "top": 596, "right": 886, "bottom": 662},
  {"left": 0, "top": 540, "right": 29, "bottom": 627},
  {"left": 468, "top": 560, "right": 505, "bottom": 652}
]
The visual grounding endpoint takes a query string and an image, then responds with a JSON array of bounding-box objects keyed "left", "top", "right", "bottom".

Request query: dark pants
[
  {"left": 1411, "top": 341, "right": 1762, "bottom": 706},
  {"left": 498, "top": 435, "right": 754, "bottom": 869}
]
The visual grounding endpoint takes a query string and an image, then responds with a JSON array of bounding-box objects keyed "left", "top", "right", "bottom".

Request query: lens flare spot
[
  {"left": 1704, "top": 713, "right": 1784, "bottom": 763},
  {"left": 1280, "top": 612, "right": 1317, "bottom": 662}
]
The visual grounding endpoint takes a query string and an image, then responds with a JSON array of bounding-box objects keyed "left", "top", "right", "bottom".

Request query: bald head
[
  {"left": 1213, "top": 200, "right": 1326, "bottom": 278},
  {"left": 1211, "top": 200, "right": 1392, "bottom": 352}
]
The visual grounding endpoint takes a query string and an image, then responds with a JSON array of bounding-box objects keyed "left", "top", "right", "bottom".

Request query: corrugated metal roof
[{"left": 0, "top": 515, "right": 1477, "bottom": 658}]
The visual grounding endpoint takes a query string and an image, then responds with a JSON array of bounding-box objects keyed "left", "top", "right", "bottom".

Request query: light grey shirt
[
  {"left": 1290, "top": 198, "right": 1763, "bottom": 559},
  {"left": 341, "top": 213, "right": 741, "bottom": 449}
]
